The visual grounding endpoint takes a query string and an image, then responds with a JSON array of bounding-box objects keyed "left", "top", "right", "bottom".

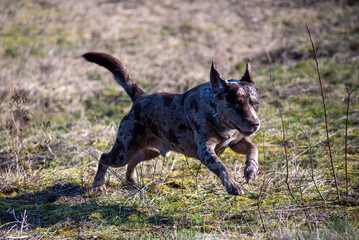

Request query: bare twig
[
  {"left": 293, "top": 128, "right": 355, "bottom": 160},
  {"left": 283, "top": 96, "right": 311, "bottom": 229},
  {"left": 258, "top": 179, "right": 268, "bottom": 232},
  {"left": 345, "top": 87, "right": 354, "bottom": 202},
  {"left": 0, "top": 222, "right": 18, "bottom": 239},
  {"left": 184, "top": 156, "right": 196, "bottom": 177},
  {"left": 299, "top": 120, "right": 326, "bottom": 202},
  {"left": 258, "top": 132, "right": 267, "bottom": 232},
  {"left": 258, "top": 175, "right": 273, "bottom": 230},
  {"left": 305, "top": 23, "right": 340, "bottom": 201},
  {"left": 261, "top": 202, "right": 328, "bottom": 212},
  {"left": 262, "top": 114, "right": 281, "bottom": 142},
  {"left": 293, "top": 134, "right": 311, "bottom": 230},
  {"left": 265, "top": 50, "right": 299, "bottom": 204}
]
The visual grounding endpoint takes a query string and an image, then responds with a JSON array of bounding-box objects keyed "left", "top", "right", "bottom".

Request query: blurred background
[{"left": 1, "top": 0, "right": 358, "bottom": 118}]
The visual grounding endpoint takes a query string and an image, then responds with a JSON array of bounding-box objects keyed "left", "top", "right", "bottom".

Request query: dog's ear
[
  {"left": 210, "top": 60, "right": 228, "bottom": 96},
  {"left": 241, "top": 59, "right": 253, "bottom": 83}
]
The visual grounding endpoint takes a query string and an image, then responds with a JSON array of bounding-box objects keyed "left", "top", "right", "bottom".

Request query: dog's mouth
[
  {"left": 238, "top": 128, "right": 255, "bottom": 137},
  {"left": 229, "top": 121, "right": 256, "bottom": 137}
]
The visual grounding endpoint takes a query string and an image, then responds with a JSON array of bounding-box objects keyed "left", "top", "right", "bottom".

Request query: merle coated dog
[{"left": 83, "top": 52, "right": 260, "bottom": 195}]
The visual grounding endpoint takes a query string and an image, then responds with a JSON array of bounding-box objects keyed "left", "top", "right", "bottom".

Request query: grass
[{"left": 1, "top": 0, "right": 358, "bottom": 239}]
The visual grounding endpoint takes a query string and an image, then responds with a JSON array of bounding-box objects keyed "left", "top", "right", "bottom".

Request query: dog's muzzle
[{"left": 230, "top": 120, "right": 260, "bottom": 137}]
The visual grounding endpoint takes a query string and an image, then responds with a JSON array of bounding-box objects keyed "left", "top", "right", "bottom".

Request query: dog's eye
[
  {"left": 252, "top": 101, "right": 259, "bottom": 109},
  {"left": 234, "top": 99, "right": 245, "bottom": 109}
]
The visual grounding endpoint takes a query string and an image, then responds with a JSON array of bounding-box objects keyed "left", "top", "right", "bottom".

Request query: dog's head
[{"left": 210, "top": 60, "right": 260, "bottom": 137}]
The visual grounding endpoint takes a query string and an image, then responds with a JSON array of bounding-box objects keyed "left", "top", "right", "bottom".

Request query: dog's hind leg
[
  {"left": 230, "top": 137, "right": 258, "bottom": 184},
  {"left": 126, "top": 137, "right": 169, "bottom": 184},
  {"left": 92, "top": 116, "right": 147, "bottom": 192},
  {"left": 125, "top": 148, "right": 160, "bottom": 185}
]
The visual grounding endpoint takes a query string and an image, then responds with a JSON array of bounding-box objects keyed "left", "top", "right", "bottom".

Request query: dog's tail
[{"left": 82, "top": 52, "right": 145, "bottom": 101}]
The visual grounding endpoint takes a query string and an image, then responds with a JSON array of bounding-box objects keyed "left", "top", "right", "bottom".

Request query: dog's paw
[
  {"left": 92, "top": 184, "right": 107, "bottom": 193},
  {"left": 92, "top": 179, "right": 107, "bottom": 193},
  {"left": 244, "top": 166, "right": 257, "bottom": 184},
  {"left": 125, "top": 177, "right": 139, "bottom": 186},
  {"left": 224, "top": 179, "right": 244, "bottom": 195}
]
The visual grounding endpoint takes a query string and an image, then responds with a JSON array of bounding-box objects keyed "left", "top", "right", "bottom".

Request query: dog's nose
[{"left": 250, "top": 120, "right": 260, "bottom": 129}]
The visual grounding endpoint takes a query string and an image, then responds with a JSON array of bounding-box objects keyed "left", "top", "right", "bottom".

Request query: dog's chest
[{"left": 215, "top": 130, "right": 242, "bottom": 154}]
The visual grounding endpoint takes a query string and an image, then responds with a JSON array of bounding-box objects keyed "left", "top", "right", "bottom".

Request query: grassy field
[{"left": 0, "top": 0, "right": 358, "bottom": 239}]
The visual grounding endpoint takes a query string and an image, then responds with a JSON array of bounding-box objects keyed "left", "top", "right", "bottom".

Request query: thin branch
[
  {"left": 258, "top": 178, "right": 268, "bottom": 232},
  {"left": 293, "top": 133, "right": 311, "bottom": 230},
  {"left": 258, "top": 175, "right": 273, "bottom": 226},
  {"left": 345, "top": 87, "right": 354, "bottom": 202},
  {"left": 265, "top": 51, "right": 299, "bottom": 204},
  {"left": 293, "top": 129, "right": 355, "bottom": 160},
  {"left": 305, "top": 22, "right": 340, "bottom": 201},
  {"left": 261, "top": 202, "right": 328, "bottom": 212},
  {"left": 299, "top": 120, "right": 327, "bottom": 202},
  {"left": 258, "top": 132, "right": 268, "bottom": 232},
  {"left": 282, "top": 95, "right": 310, "bottom": 227},
  {"left": 262, "top": 114, "right": 281, "bottom": 142}
]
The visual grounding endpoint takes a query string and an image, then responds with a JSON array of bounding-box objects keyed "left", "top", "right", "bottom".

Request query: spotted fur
[{"left": 83, "top": 52, "right": 260, "bottom": 195}]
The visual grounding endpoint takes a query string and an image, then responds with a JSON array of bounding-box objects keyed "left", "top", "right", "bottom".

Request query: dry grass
[{"left": 1, "top": 0, "right": 359, "bottom": 239}]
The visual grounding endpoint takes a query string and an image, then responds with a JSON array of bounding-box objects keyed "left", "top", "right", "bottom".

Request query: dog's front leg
[
  {"left": 197, "top": 141, "right": 244, "bottom": 195},
  {"left": 230, "top": 137, "right": 258, "bottom": 184}
]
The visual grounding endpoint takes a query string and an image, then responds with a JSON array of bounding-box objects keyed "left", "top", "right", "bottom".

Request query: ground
[{"left": 0, "top": 0, "right": 358, "bottom": 239}]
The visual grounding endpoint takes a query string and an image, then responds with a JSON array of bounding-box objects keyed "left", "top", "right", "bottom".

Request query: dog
[{"left": 82, "top": 52, "right": 260, "bottom": 195}]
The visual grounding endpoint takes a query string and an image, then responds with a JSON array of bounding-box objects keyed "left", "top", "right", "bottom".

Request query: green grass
[{"left": 1, "top": 0, "right": 359, "bottom": 239}]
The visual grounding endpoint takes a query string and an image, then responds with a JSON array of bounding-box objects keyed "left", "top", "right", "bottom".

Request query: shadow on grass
[{"left": 0, "top": 182, "right": 178, "bottom": 231}]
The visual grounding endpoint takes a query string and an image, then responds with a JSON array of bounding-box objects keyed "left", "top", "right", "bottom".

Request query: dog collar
[
  {"left": 211, "top": 100, "right": 218, "bottom": 117},
  {"left": 212, "top": 110, "right": 218, "bottom": 117}
]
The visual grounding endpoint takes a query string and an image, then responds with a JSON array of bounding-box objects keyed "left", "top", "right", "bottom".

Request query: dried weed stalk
[
  {"left": 0, "top": 210, "right": 31, "bottom": 239},
  {"left": 305, "top": 23, "right": 340, "bottom": 201},
  {"left": 344, "top": 87, "right": 354, "bottom": 201},
  {"left": 265, "top": 53, "right": 298, "bottom": 204},
  {"left": 258, "top": 132, "right": 270, "bottom": 232},
  {"left": 299, "top": 120, "right": 326, "bottom": 202},
  {"left": 5, "top": 88, "right": 29, "bottom": 170},
  {"left": 293, "top": 134, "right": 312, "bottom": 230}
]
